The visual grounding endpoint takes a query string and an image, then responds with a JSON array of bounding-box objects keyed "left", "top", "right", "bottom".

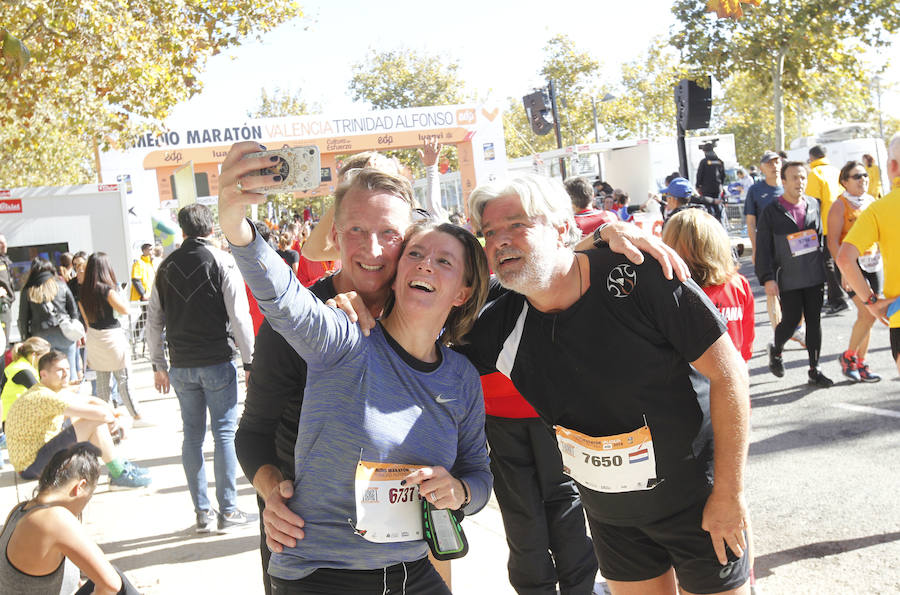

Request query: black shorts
[
  {"left": 270, "top": 557, "right": 450, "bottom": 595},
  {"left": 586, "top": 498, "right": 749, "bottom": 594},
  {"left": 21, "top": 422, "right": 78, "bottom": 480},
  {"left": 891, "top": 328, "right": 900, "bottom": 362}
]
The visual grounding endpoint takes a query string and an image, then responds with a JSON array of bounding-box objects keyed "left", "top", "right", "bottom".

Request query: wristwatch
[
  {"left": 866, "top": 293, "right": 879, "bottom": 305},
  {"left": 592, "top": 223, "right": 613, "bottom": 249}
]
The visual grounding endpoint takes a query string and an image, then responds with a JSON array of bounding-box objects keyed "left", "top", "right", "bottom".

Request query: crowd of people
[
  {"left": 742, "top": 143, "right": 898, "bottom": 386},
  {"left": 0, "top": 129, "right": 897, "bottom": 595}
]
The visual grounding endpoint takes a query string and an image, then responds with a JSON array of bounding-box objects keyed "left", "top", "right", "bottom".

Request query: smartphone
[
  {"left": 243, "top": 146, "right": 321, "bottom": 194},
  {"left": 422, "top": 500, "right": 468, "bottom": 560}
]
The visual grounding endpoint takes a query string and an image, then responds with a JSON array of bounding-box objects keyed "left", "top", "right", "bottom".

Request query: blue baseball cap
[{"left": 662, "top": 177, "right": 693, "bottom": 199}]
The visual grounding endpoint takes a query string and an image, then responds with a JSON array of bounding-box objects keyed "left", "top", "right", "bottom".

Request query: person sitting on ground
[
  {"left": 5, "top": 350, "right": 150, "bottom": 486},
  {"left": 0, "top": 443, "right": 139, "bottom": 595},
  {"left": 828, "top": 160, "right": 883, "bottom": 383},
  {"left": 1, "top": 337, "right": 51, "bottom": 426}
]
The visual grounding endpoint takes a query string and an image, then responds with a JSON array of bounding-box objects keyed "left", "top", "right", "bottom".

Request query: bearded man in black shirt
[{"left": 459, "top": 175, "right": 751, "bottom": 595}]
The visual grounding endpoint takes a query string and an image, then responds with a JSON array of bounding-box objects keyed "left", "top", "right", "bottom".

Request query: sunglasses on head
[{"left": 848, "top": 172, "right": 869, "bottom": 180}]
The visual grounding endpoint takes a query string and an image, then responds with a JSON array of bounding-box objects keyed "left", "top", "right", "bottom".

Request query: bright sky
[{"left": 167, "top": 0, "right": 900, "bottom": 134}]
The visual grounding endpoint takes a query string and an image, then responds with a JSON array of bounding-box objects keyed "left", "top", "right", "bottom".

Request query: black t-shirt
[
  {"left": 277, "top": 249, "right": 300, "bottom": 268},
  {"left": 88, "top": 285, "right": 120, "bottom": 330},
  {"left": 235, "top": 274, "right": 336, "bottom": 484},
  {"left": 458, "top": 249, "right": 727, "bottom": 525}
]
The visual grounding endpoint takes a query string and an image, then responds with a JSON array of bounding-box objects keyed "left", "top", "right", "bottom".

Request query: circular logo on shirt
[{"left": 607, "top": 264, "right": 637, "bottom": 298}]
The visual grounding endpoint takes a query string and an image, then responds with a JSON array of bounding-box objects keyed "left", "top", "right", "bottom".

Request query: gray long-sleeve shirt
[{"left": 231, "top": 229, "right": 491, "bottom": 580}]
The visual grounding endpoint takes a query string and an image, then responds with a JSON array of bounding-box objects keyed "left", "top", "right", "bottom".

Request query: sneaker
[
  {"left": 808, "top": 368, "right": 834, "bottom": 388},
  {"left": 109, "top": 466, "right": 152, "bottom": 489},
  {"left": 196, "top": 509, "right": 217, "bottom": 533},
  {"left": 217, "top": 509, "right": 259, "bottom": 534},
  {"left": 122, "top": 460, "right": 151, "bottom": 477},
  {"left": 857, "top": 363, "right": 882, "bottom": 383},
  {"left": 790, "top": 325, "right": 806, "bottom": 348},
  {"left": 767, "top": 344, "right": 784, "bottom": 377},
  {"left": 823, "top": 301, "right": 849, "bottom": 315},
  {"left": 839, "top": 351, "right": 861, "bottom": 382}
]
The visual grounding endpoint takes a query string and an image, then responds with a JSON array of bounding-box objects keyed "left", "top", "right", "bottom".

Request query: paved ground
[{"left": 1, "top": 249, "right": 898, "bottom": 594}]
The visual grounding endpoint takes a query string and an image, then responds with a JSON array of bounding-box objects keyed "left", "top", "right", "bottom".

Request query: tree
[
  {"left": 1, "top": 103, "right": 95, "bottom": 187},
  {"left": 248, "top": 87, "right": 312, "bottom": 119},
  {"left": 539, "top": 34, "right": 604, "bottom": 147},
  {"left": 348, "top": 48, "right": 468, "bottom": 176},
  {"left": 0, "top": 0, "right": 303, "bottom": 186},
  {"left": 503, "top": 35, "right": 689, "bottom": 160},
  {"left": 603, "top": 38, "right": 691, "bottom": 140},
  {"left": 349, "top": 49, "right": 467, "bottom": 110},
  {"left": 504, "top": 35, "right": 606, "bottom": 160},
  {"left": 715, "top": 68, "right": 879, "bottom": 166},
  {"left": 671, "top": 0, "right": 900, "bottom": 150}
]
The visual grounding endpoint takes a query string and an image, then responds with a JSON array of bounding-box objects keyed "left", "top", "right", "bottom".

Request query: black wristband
[
  {"left": 459, "top": 479, "right": 470, "bottom": 508},
  {"left": 592, "top": 223, "right": 612, "bottom": 248}
]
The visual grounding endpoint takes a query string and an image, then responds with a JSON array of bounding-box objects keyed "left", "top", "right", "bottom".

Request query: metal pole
[
  {"left": 592, "top": 99, "right": 603, "bottom": 179},
  {"left": 875, "top": 76, "right": 884, "bottom": 140},
  {"left": 677, "top": 121, "right": 688, "bottom": 178},
  {"left": 549, "top": 80, "right": 566, "bottom": 180}
]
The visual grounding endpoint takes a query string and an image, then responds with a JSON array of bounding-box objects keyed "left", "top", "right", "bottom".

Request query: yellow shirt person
[
  {"left": 844, "top": 182, "right": 900, "bottom": 327},
  {"left": 130, "top": 245, "right": 156, "bottom": 302},
  {"left": 807, "top": 156, "right": 843, "bottom": 236}
]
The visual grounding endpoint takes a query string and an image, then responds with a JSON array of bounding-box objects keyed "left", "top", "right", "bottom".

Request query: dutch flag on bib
[{"left": 629, "top": 448, "right": 649, "bottom": 464}]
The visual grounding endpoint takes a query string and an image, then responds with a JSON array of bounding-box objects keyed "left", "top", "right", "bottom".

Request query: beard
[{"left": 493, "top": 245, "right": 557, "bottom": 294}]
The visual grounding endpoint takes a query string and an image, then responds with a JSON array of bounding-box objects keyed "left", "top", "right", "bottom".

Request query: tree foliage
[
  {"left": 349, "top": 49, "right": 467, "bottom": 110},
  {"left": 716, "top": 68, "right": 879, "bottom": 166},
  {"left": 671, "top": 0, "right": 900, "bottom": 149},
  {"left": 604, "top": 38, "right": 691, "bottom": 140},
  {"left": 1, "top": 104, "right": 95, "bottom": 187},
  {"left": 0, "top": 0, "right": 303, "bottom": 185},
  {"left": 504, "top": 35, "right": 689, "bottom": 160},
  {"left": 504, "top": 34, "right": 605, "bottom": 160},
  {"left": 248, "top": 87, "right": 312, "bottom": 119}
]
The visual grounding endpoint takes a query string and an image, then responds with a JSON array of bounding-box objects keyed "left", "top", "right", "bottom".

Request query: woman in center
[{"left": 224, "top": 167, "right": 492, "bottom": 594}]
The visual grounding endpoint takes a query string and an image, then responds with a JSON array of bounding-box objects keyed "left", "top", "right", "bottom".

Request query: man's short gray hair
[
  {"left": 889, "top": 132, "right": 900, "bottom": 162},
  {"left": 468, "top": 174, "right": 580, "bottom": 246}
]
